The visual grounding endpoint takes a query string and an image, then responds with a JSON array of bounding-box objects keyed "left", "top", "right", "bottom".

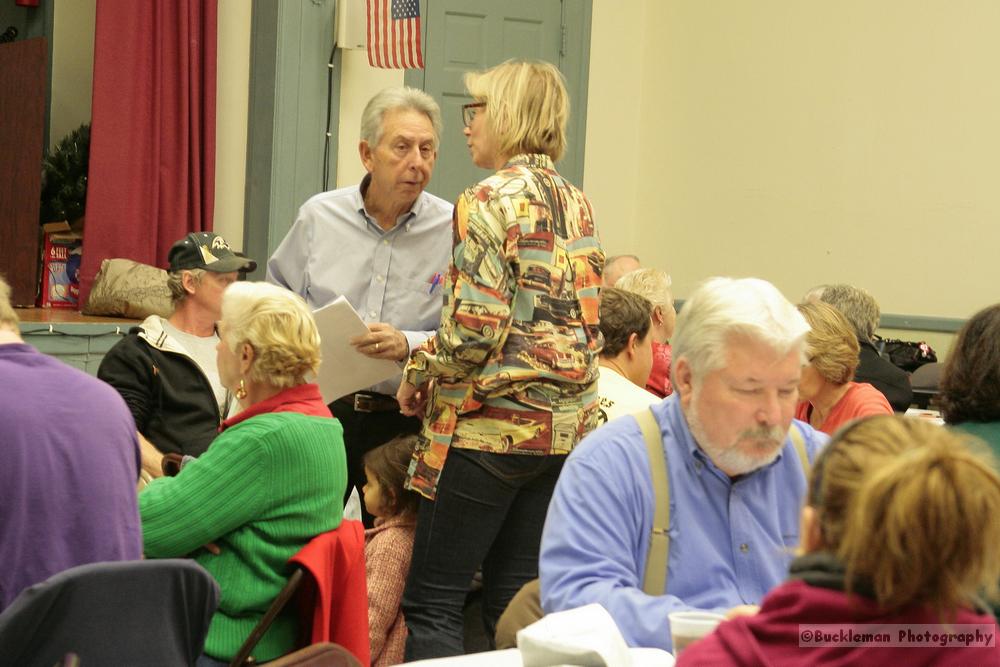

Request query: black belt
[{"left": 337, "top": 392, "right": 400, "bottom": 413}]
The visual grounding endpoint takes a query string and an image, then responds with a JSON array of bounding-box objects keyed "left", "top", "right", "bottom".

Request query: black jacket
[
  {"left": 855, "top": 339, "right": 913, "bottom": 412},
  {"left": 97, "top": 316, "right": 225, "bottom": 456}
]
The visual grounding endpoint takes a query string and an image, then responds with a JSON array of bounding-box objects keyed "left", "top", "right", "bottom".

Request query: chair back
[
  {"left": 0, "top": 559, "right": 219, "bottom": 667},
  {"left": 231, "top": 520, "right": 369, "bottom": 667},
  {"left": 229, "top": 570, "right": 305, "bottom": 667},
  {"left": 291, "top": 520, "right": 369, "bottom": 666},
  {"left": 910, "top": 361, "right": 943, "bottom": 409}
]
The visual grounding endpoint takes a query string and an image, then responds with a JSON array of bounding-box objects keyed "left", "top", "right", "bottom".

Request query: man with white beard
[{"left": 538, "top": 277, "right": 828, "bottom": 652}]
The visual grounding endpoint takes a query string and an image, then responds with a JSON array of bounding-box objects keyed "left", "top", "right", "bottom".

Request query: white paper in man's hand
[{"left": 312, "top": 296, "right": 402, "bottom": 403}]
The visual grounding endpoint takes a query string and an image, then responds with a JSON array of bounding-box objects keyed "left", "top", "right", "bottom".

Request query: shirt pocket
[{"left": 397, "top": 275, "right": 434, "bottom": 295}]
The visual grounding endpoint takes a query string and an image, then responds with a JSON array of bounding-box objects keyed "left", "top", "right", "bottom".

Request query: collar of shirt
[
  {"left": 653, "top": 393, "right": 810, "bottom": 607},
  {"left": 503, "top": 153, "right": 556, "bottom": 171},
  {"left": 221, "top": 382, "right": 331, "bottom": 431},
  {"left": 354, "top": 173, "right": 425, "bottom": 232}
]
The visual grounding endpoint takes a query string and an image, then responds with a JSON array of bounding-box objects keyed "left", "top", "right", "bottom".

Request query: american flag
[{"left": 367, "top": 0, "right": 424, "bottom": 69}]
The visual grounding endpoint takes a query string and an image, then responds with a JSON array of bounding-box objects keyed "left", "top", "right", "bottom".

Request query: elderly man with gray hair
[
  {"left": 539, "top": 277, "right": 828, "bottom": 652},
  {"left": 268, "top": 86, "right": 452, "bottom": 526},
  {"left": 817, "top": 283, "right": 912, "bottom": 412}
]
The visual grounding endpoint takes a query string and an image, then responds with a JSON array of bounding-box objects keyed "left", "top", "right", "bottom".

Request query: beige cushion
[{"left": 83, "top": 258, "right": 172, "bottom": 319}]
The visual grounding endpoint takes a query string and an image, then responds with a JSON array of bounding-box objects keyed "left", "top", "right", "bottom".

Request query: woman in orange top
[{"left": 795, "top": 301, "right": 892, "bottom": 435}]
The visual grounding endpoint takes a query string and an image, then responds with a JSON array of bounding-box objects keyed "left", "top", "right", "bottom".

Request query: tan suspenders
[
  {"left": 636, "top": 408, "right": 671, "bottom": 596},
  {"left": 634, "top": 409, "right": 812, "bottom": 597}
]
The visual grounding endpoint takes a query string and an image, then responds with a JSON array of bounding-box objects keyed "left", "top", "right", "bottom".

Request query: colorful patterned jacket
[{"left": 403, "top": 153, "right": 604, "bottom": 499}]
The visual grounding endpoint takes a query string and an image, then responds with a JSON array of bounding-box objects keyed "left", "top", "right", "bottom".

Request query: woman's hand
[{"left": 397, "top": 380, "right": 430, "bottom": 416}]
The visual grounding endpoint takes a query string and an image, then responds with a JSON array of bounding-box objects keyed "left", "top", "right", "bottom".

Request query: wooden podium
[{"left": 0, "top": 37, "right": 47, "bottom": 307}]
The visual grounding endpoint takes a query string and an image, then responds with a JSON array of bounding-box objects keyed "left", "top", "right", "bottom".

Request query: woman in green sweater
[{"left": 139, "top": 281, "right": 346, "bottom": 665}]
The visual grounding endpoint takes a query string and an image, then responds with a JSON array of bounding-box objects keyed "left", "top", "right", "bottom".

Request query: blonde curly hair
[{"left": 220, "top": 282, "right": 321, "bottom": 389}]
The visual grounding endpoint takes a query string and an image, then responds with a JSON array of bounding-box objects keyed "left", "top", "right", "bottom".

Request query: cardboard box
[{"left": 38, "top": 228, "right": 83, "bottom": 308}]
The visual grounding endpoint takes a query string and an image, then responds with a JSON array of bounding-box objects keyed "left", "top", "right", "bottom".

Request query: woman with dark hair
[
  {"left": 362, "top": 435, "right": 421, "bottom": 666},
  {"left": 940, "top": 303, "right": 1000, "bottom": 456},
  {"left": 678, "top": 416, "right": 1000, "bottom": 665}
]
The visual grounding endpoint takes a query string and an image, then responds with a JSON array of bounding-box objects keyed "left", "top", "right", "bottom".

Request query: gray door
[{"left": 406, "top": 0, "right": 591, "bottom": 205}]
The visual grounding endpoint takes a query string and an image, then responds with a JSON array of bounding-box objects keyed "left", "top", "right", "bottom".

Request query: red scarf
[{"left": 221, "top": 383, "right": 331, "bottom": 431}]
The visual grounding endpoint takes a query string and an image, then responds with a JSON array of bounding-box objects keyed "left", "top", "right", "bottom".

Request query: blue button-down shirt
[
  {"left": 539, "top": 393, "right": 827, "bottom": 651},
  {"left": 267, "top": 176, "right": 453, "bottom": 394}
]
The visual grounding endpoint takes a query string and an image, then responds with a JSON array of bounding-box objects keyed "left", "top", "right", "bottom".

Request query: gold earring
[{"left": 235, "top": 378, "right": 248, "bottom": 400}]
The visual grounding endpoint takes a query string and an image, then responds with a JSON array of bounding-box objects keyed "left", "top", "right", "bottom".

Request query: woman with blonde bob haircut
[
  {"left": 140, "top": 282, "right": 347, "bottom": 665},
  {"left": 795, "top": 301, "right": 891, "bottom": 435},
  {"left": 463, "top": 59, "right": 568, "bottom": 164},
  {"left": 397, "top": 59, "right": 603, "bottom": 658},
  {"left": 679, "top": 416, "right": 1000, "bottom": 666}
]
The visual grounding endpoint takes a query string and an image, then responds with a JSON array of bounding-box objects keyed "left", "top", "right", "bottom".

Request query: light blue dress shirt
[
  {"left": 539, "top": 393, "right": 828, "bottom": 651},
  {"left": 267, "top": 176, "right": 453, "bottom": 395}
]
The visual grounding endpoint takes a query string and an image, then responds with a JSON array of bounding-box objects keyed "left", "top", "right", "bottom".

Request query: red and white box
[{"left": 37, "top": 229, "right": 83, "bottom": 308}]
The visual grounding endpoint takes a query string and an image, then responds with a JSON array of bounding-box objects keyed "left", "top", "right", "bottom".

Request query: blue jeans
[{"left": 402, "top": 448, "right": 566, "bottom": 660}]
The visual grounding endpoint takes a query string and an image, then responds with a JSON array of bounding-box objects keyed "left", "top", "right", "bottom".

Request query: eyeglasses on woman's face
[{"left": 462, "top": 101, "right": 486, "bottom": 128}]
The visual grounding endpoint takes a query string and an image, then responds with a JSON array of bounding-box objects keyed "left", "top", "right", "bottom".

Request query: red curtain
[{"left": 80, "top": 0, "right": 218, "bottom": 303}]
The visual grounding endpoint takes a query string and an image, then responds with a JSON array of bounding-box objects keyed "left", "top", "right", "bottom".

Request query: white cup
[{"left": 668, "top": 610, "right": 726, "bottom": 657}]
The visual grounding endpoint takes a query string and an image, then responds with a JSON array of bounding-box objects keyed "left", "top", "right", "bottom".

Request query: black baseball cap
[{"left": 168, "top": 232, "right": 257, "bottom": 273}]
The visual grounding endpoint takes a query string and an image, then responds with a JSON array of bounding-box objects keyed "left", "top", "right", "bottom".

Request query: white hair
[
  {"left": 360, "top": 86, "right": 443, "bottom": 149},
  {"left": 671, "top": 277, "right": 810, "bottom": 380},
  {"left": 615, "top": 268, "right": 673, "bottom": 307}
]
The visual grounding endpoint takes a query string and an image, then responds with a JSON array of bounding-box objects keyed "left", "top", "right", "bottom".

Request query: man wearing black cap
[{"left": 98, "top": 232, "right": 256, "bottom": 478}]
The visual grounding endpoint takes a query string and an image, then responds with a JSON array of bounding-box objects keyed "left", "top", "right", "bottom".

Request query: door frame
[{"left": 404, "top": 0, "right": 593, "bottom": 188}]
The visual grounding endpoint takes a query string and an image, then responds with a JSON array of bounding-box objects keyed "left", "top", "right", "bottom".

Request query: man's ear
[
  {"left": 180, "top": 270, "right": 198, "bottom": 296},
  {"left": 359, "top": 140, "right": 374, "bottom": 172},
  {"left": 674, "top": 356, "right": 695, "bottom": 410},
  {"left": 625, "top": 332, "right": 640, "bottom": 359},
  {"left": 674, "top": 357, "right": 693, "bottom": 395}
]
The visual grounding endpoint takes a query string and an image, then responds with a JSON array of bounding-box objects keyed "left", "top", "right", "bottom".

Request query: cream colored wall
[
  {"left": 50, "top": 0, "right": 95, "bottom": 148},
  {"left": 55, "top": 0, "right": 988, "bottom": 335},
  {"left": 580, "top": 0, "right": 645, "bottom": 258},
  {"left": 335, "top": 49, "right": 404, "bottom": 187},
  {"left": 214, "top": 24, "right": 403, "bottom": 245},
  {"left": 213, "top": 0, "right": 252, "bottom": 251},
  {"left": 623, "top": 1, "right": 1000, "bottom": 322}
]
